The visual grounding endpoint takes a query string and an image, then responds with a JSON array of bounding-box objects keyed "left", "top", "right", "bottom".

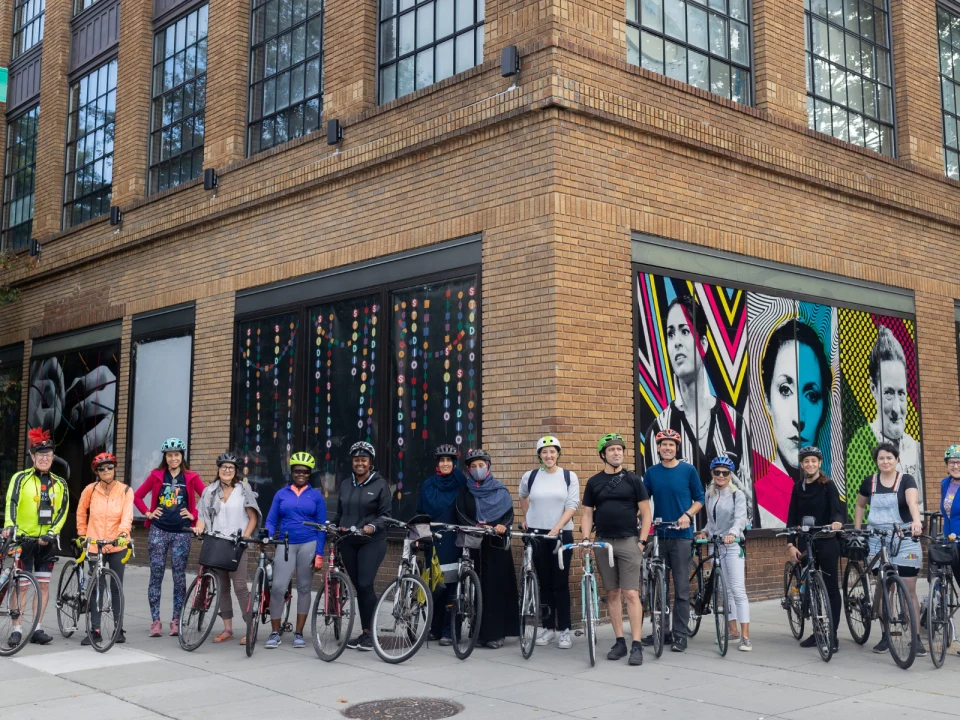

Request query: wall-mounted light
[
  {"left": 203, "top": 167, "right": 218, "bottom": 191},
  {"left": 29, "top": 238, "right": 41, "bottom": 260},
  {"left": 327, "top": 118, "right": 343, "bottom": 145},
  {"left": 501, "top": 45, "right": 520, "bottom": 77},
  {"left": 109, "top": 206, "right": 123, "bottom": 226}
]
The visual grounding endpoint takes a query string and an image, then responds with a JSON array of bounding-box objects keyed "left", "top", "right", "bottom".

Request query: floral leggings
[{"left": 148, "top": 525, "right": 191, "bottom": 622}]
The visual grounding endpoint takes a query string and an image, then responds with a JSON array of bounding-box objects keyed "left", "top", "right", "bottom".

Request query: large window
[
  {"left": 150, "top": 5, "right": 208, "bottom": 194},
  {"left": 2, "top": 106, "right": 39, "bottom": 253},
  {"left": 939, "top": 4, "right": 960, "bottom": 179},
  {"left": 248, "top": 0, "right": 324, "bottom": 155},
  {"left": 626, "top": 0, "right": 751, "bottom": 105},
  {"left": 804, "top": 0, "right": 894, "bottom": 156},
  {"left": 13, "top": 0, "right": 44, "bottom": 59},
  {"left": 0, "top": 349, "right": 23, "bottom": 521},
  {"left": 379, "top": 0, "right": 484, "bottom": 103},
  {"left": 64, "top": 59, "right": 117, "bottom": 228}
]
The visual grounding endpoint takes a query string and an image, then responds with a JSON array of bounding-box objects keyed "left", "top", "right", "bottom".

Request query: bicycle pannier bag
[
  {"left": 928, "top": 542, "right": 959, "bottom": 567},
  {"left": 199, "top": 534, "right": 245, "bottom": 572}
]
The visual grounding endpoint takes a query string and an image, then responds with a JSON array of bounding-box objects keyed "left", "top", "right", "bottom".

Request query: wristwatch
[
  {"left": 684, "top": 511, "right": 694, "bottom": 522},
  {"left": 639, "top": 539, "right": 648, "bottom": 548}
]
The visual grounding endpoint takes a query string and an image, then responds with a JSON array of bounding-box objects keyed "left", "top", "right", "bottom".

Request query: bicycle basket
[
  {"left": 199, "top": 534, "right": 245, "bottom": 572},
  {"left": 928, "top": 541, "right": 959, "bottom": 567},
  {"left": 456, "top": 529, "right": 484, "bottom": 550},
  {"left": 406, "top": 514, "right": 433, "bottom": 548},
  {"left": 841, "top": 534, "right": 868, "bottom": 561}
]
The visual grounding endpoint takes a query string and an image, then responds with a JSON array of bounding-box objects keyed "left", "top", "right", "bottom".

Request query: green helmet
[
  {"left": 945, "top": 445, "right": 960, "bottom": 463},
  {"left": 289, "top": 451, "right": 316, "bottom": 470},
  {"left": 597, "top": 433, "right": 626, "bottom": 457}
]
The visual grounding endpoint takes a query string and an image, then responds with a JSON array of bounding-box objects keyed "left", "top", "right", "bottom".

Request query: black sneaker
[
  {"left": 81, "top": 631, "right": 101, "bottom": 647},
  {"left": 7, "top": 631, "right": 21, "bottom": 648},
  {"left": 628, "top": 643, "right": 644, "bottom": 666},
  {"left": 31, "top": 629, "right": 52, "bottom": 645},
  {"left": 915, "top": 638, "right": 927, "bottom": 657},
  {"left": 641, "top": 632, "right": 673, "bottom": 647},
  {"left": 347, "top": 635, "right": 362, "bottom": 650},
  {"left": 873, "top": 637, "right": 889, "bottom": 653},
  {"left": 429, "top": 631, "right": 442, "bottom": 641},
  {"left": 116, "top": 630, "right": 126, "bottom": 644},
  {"left": 799, "top": 635, "right": 817, "bottom": 648},
  {"left": 670, "top": 636, "right": 687, "bottom": 653},
  {"left": 831, "top": 637, "right": 839, "bottom": 654},
  {"left": 357, "top": 632, "right": 374, "bottom": 651},
  {"left": 607, "top": 638, "right": 627, "bottom": 660}
]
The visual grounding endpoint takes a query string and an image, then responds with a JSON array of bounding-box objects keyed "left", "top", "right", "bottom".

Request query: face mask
[{"left": 469, "top": 467, "right": 488, "bottom": 482}]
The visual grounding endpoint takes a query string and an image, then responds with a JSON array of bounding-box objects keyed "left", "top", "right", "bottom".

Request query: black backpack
[{"left": 526, "top": 468, "right": 571, "bottom": 493}]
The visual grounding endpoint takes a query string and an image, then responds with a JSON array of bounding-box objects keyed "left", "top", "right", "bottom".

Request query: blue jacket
[
  {"left": 940, "top": 476, "right": 960, "bottom": 540},
  {"left": 265, "top": 485, "right": 327, "bottom": 555}
]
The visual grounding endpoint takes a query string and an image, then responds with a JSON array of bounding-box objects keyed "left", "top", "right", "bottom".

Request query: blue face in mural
[{"left": 766, "top": 338, "right": 826, "bottom": 471}]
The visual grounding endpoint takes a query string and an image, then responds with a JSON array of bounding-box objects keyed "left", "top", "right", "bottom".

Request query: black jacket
[
  {"left": 330, "top": 472, "right": 391, "bottom": 539},
  {"left": 786, "top": 474, "right": 845, "bottom": 528}
]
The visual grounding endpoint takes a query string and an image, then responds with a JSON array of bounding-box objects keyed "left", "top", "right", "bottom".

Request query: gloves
[
  {"left": 116, "top": 535, "right": 129, "bottom": 548},
  {"left": 314, "top": 555, "right": 324, "bottom": 570}
]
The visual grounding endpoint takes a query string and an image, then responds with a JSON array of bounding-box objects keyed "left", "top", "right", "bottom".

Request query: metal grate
[{"left": 342, "top": 698, "right": 463, "bottom": 720}]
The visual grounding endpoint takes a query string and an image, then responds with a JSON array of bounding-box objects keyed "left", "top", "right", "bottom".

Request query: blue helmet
[
  {"left": 710, "top": 456, "right": 735, "bottom": 472},
  {"left": 161, "top": 437, "right": 187, "bottom": 453}
]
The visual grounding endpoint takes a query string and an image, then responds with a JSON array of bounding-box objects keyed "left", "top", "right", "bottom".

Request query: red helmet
[
  {"left": 655, "top": 429, "right": 682, "bottom": 447},
  {"left": 91, "top": 452, "right": 117, "bottom": 469}
]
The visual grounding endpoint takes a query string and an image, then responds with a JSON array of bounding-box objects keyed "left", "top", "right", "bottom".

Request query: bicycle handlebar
[
  {"left": 430, "top": 522, "right": 503, "bottom": 537},
  {"left": 558, "top": 540, "right": 614, "bottom": 570},
  {"left": 240, "top": 531, "right": 290, "bottom": 561}
]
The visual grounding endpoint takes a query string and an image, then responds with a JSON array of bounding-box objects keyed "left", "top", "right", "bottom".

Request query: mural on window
[
  {"left": 307, "top": 295, "right": 380, "bottom": 495},
  {"left": 635, "top": 270, "right": 921, "bottom": 527},
  {"left": 234, "top": 313, "right": 298, "bottom": 513},
  {"left": 0, "top": 360, "right": 23, "bottom": 517},
  {"left": 390, "top": 276, "right": 479, "bottom": 519},
  {"left": 26, "top": 344, "right": 119, "bottom": 538}
]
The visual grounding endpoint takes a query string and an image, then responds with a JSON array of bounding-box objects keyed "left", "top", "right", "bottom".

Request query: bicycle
[
  {"left": 302, "top": 522, "right": 360, "bottom": 662},
  {"left": 55, "top": 539, "right": 88, "bottom": 640},
  {"left": 642, "top": 518, "right": 683, "bottom": 659},
  {"left": 558, "top": 539, "right": 613, "bottom": 666},
  {"left": 178, "top": 533, "right": 224, "bottom": 652},
  {"left": 841, "top": 526, "right": 918, "bottom": 669},
  {"left": 920, "top": 513, "right": 959, "bottom": 668},
  {"left": 688, "top": 534, "right": 742, "bottom": 656},
  {"left": 78, "top": 538, "right": 132, "bottom": 652},
  {"left": 244, "top": 531, "right": 291, "bottom": 657},
  {"left": 778, "top": 520, "right": 837, "bottom": 663},
  {"left": 0, "top": 528, "right": 42, "bottom": 656},
  {"left": 512, "top": 530, "right": 559, "bottom": 659},
  {"left": 371, "top": 516, "right": 435, "bottom": 663}
]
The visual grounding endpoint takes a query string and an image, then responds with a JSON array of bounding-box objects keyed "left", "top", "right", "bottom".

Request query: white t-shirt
[
  {"left": 519, "top": 466, "right": 580, "bottom": 531},
  {"left": 211, "top": 487, "right": 248, "bottom": 536}
]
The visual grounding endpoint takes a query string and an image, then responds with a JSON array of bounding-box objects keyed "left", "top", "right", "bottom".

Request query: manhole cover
[{"left": 342, "top": 697, "right": 463, "bottom": 720}]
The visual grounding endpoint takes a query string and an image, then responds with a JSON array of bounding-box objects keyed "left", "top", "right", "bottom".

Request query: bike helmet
[
  {"left": 434, "top": 444, "right": 459, "bottom": 460},
  {"left": 161, "top": 437, "right": 187, "bottom": 453},
  {"left": 709, "top": 456, "right": 735, "bottom": 472},
  {"left": 464, "top": 448, "right": 491, "bottom": 466},
  {"left": 27, "top": 428, "right": 54, "bottom": 451},
  {"left": 798, "top": 446, "right": 823, "bottom": 461},
  {"left": 945, "top": 445, "right": 960, "bottom": 462},
  {"left": 217, "top": 452, "right": 240, "bottom": 467},
  {"left": 349, "top": 441, "right": 375, "bottom": 459},
  {"left": 536, "top": 436, "right": 562, "bottom": 456},
  {"left": 597, "top": 433, "right": 626, "bottom": 457},
  {"left": 91, "top": 452, "right": 117, "bottom": 469},
  {"left": 289, "top": 451, "right": 316, "bottom": 469},
  {"left": 655, "top": 428, "right": 682, "bottom": 447}
]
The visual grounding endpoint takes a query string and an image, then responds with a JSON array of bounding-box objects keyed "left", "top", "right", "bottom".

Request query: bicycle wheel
[
  {"left": 372, "top": 574, "right": 433, "bottom": 664},
  {"left": 842, "top": 560, "right": 871, "bottom": 645},
  {"left": 884, "top": 574, "right": 917, "bottom": 670},
  {"left": 85, "top": 567, "right": 124, "bottom": 653},
  {"left": 519, "top": 570, "right": 539, "bottom": 660},
  {"left": 56, "top": 559, "right": 83, "bottom": 638},
  {"left": 928, "top": 575, "right": 948, "bottom": 669},
  {"left": 584, "top": 574, "right": 597, "bottom": 667},
  {"left": 179, "top": 571, "right": 221, "bottom": 652},
  {"left": 245, "top": 568, "right": 265, "bottom": 658},
  {"left": 311, "top": 570, "right": 355, "bottom": 662},
  {"left": 687, "top": 564, "right": 703, "bottom": 638},
  {"left": 0, "top": 571, "right": 41, "bottom": 657},
  {"left": 451, "top": 568, "right": 482, "bottom": 660},
  {"left": 280, "top": 581, "right": 293, "bottom": 633},
  {"left": 713, "top": 564, "right": 729, "bottom": 657},
  {"left": 808, "top": 572, "right": 834, "bottom": 663},
  {"left": 783, "top": 562, "right": 804, "bottom": 640},
  {"left": 651, "top": 567, "right": 667, "bottom": 658}
]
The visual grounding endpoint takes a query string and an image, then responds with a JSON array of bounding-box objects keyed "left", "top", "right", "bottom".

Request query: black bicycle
[
  {"left": 82, "top": 539, "right": 129, "bottom": 652},
  {"left": 244, "top": 531, "right": 291, "bottom": 657},
  {"left": 921, "top": 513, "right": 959, "bottom": 668},
  {"left": 642, "top": 518, "right": 683, "bottom": 659},
  {"left": 513, "top": 530, "right": 559, "bottom": 660},
  {"left": 0, "top": 528, "right": 42, "bottom": 656},
  {"left": 688, "top": 534, "right": 742, "bottom": 656},
  {"left": 778, "top": 519, "right": 836, "bottom": 663}
]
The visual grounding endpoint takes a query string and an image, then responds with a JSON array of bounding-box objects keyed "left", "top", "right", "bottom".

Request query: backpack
[{"left": 527, "top": 468, "right": 571, "bottom": 494}]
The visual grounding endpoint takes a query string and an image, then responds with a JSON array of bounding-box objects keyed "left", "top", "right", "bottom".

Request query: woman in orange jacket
[{"left": 76, "top": 452, "right": 134, "bottom": 646}]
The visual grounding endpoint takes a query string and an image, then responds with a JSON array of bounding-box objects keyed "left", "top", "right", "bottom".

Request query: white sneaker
[
  {"left": 558, "top": 630, "right": 572, "bottom": 649},
  {"left": 739, "top": 637, "right": 752, "bottom": 652},
  {"left": 535, "top": 629, "right": 557, "bottom": 646}
]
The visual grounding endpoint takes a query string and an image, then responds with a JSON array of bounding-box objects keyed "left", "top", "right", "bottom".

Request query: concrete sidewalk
[{"left": 2, "top": 563, "right": 958, "bottom": 720}]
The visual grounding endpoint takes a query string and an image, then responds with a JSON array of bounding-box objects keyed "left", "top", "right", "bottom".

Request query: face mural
[{"left": 636, "top": 271, "right": 922, "bottom": 527}]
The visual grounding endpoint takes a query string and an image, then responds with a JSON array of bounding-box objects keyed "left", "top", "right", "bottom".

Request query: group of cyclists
[{"left": 3, "top": 422, "right": 960, "bottom": 668}]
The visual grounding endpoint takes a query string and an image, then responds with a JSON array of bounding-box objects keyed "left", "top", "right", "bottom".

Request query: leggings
[
  {"left": 802, "top": 536, "right": 842, "bottom": 637},
  {"left": 148, "top": 526, "right": 191, "bottom": 622},
  {"left": 340, "top": 538, "right": 387, "bottom": 632},
  {"left": 216, "top": 557, "right": 251, "bottom": 622},
  {"left": 531, "top": 529, "right": 573, "bottom": 631},
  {"left": 90, "top": 552, "right": 125, "bottom": 631},
  {"left": 714, "top": 544, "right": 749, "bottom": 624},
  {"left": 270, "top": 540, "right": 316, "bottom": 617}
]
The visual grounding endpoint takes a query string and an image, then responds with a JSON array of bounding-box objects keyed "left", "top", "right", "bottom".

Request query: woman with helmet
[
  {"left": 940, "top": 445, "right": 960, "bottom": 655},
  {"left": 519, "top": 436, "right": 580, "bottom": 649},
  {"left": 134, "top": 438, "right": 205, "bottom": 637},
  {"left": 331, "top": 441, "right": 392, "bottom": 651},
  {"left": 195, "top": 452, "right": 262, "bottom": 644},
  {"left": 261, "top": 451, "right": 327, "bottom": 649},
  {"left": 456, "top": 448, "right": 520, "bottom": 648},
  {"left": 76, "top": 452, "right": 133, "bottom": 646},
  {"left": 697, "top": 455, "right": 751, "bottom": 650},
  {"left": 417, "top": 444, "right": 468, "bottom": 645},
  {"left": 785, "top": 446, "right": 844, "bottom": 653}
]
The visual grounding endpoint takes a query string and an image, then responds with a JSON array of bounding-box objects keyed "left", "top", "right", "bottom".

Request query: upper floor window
[
  {"left": 150, "top": 5, "right": 208, "bottom": 194},
  {"left": 938, "top": 5, "right": 960, "bottom": 179},
  {"left": 12, "top": 0, "right": 44, "bottom": 59},
  {"left": 2, "top": 106, "right": 38, "bottom": 252},
  {"left": 378, "top": 0, "right": 484, "bottom": 103},
  {"left": 804, "top": 0, "right": 894, "bottom": 156},
  {"left": 64, "top": 58, "right": 117, "bottom": 228},
  {"left": 626, "top": 0, "right": 752, "bottom": 104},
  {"left": 74, "top": 0, "right": 101, "bottom": 13},
  {"left": 248, "top": 0, "right": 324, "bottom": 155}
]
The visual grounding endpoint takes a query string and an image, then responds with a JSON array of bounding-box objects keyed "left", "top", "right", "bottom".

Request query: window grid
[
  {"left": 248, "top": 0, "right": 325, "bottom": 156},
  {"left": 626, "top": 0, "right": 752, "bottom": 105},
  {"left": 149, "top": 5, "right": 208, "bottom": 195},
  {"left": 804, "top": 0, "right": 895, "bottom": 157},
  {"left": 2, "top": 106, "right": 39, "bottom": 253},
  {"left": 64, "top": 59, "right": 117, "bottom": 228},
  {"left": 12, "top": 0, "right": 44, "bottom": 59},
  {"left": 938, "top": 4, "right": 960, "bottom": 179},
  {"left": 378, "top": 0, "right": 485, "bottom": 104},
  {"left": 74, "top": 0, "right": 101, "bottom": 14}
]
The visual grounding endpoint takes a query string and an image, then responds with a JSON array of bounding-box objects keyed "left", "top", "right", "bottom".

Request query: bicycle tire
[
  {"left": 519, "top": 570, "right": 539, "bottom": 660},
  {"left": 884, "top": 574, "right": 917, "bottom": 670},
  {"left": 56, "top": 559, "right": 83, "bottom": 638},
  {"left": 85, "top": 567, "right": 124, "bottom": 653},
  {"left": 373, "top": 574, "right": 433, "bottom": 664},
  {"left": 311, "top": 570, "right": 355, "bottom": 662},
  {"left": 714, "top": 563, "right": 729, "bottom": 657},
  {"left": 179, "top": 571, "right": 221, "bottom": 652},
  {"left": 245, "top": 568, "right": 265, "bottom": 657},
  {"left": 783, "top": 562, "right": 804, "bottom": 640},
  {"left": 687, "top": 563, "right": 703, "bottom": 638},
  {"left": 842, "top": 560, "right": 871, "bottom": 645},
  {"left": 584, "top": 574, "right": 597, "bottom": 667},
  {"left": 809, "top": 572, "right": 834, "bottom": 663},
  {"left": 928, "top": 575, "right": 948, "bottom": 669},
  {"left": 651, "top": 566, "right": 666, "bottom": 659},
  {"left": 280, "top": 581, "right": 293, "bottom": 633},
  {"left": 451, "top": 568, "right": 482, "bottom": 660},
  {"left": 0, "top": 571, "right": 41, "bottom": 657}
]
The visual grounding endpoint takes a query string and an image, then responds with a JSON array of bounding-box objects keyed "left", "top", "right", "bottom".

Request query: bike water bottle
[
  {"left": 0, "top": 567, "right": 9, "bottom": 586},
  {"left": 265, "top": 562, "right": 273, "bottom": 588}
]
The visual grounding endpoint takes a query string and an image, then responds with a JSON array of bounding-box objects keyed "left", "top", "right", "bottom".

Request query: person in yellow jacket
[
  {"left": 3, "top": 428, "right": 69, "bottom": 645},
  {"left": 76, "top": 452, "right": 134, "bottom": 645}
]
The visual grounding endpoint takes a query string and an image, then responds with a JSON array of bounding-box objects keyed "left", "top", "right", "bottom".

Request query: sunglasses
[
  {"left": 712, "top": 470, "right": 731, "bottom": 477},
  {"left": 97, "top": 465, "right": 116, "bottom": 472},
  {"left": 292, "top": 469, "right": 311, "bottom": 475}
]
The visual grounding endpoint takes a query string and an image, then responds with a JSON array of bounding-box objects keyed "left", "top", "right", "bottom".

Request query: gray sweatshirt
[{"left": 704, "top": 484, "right": 747, "bottom": 539}]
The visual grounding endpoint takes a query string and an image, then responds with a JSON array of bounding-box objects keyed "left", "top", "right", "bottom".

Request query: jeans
[{"left": 661, "top": 538, "right": 692, "bottom": 639}]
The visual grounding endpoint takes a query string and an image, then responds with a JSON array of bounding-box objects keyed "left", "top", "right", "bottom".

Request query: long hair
[{"left": 156, "top": 453, "right": 190, "bottom": 472}]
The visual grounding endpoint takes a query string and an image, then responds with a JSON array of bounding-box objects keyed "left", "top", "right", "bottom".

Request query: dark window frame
[
  {"left": 937, "top": 1, "right": 960, "bottom": 179},
  {"left": 12, "top": 0, "right": 44, "bottom": 60},
  {"left": 2, "top": 104, "right": 39, "bottom": 253}
]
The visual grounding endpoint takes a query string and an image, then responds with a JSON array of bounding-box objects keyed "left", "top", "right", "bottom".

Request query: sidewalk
[{"left": 3, "top": 564, "right": 958, "bottom": 720}]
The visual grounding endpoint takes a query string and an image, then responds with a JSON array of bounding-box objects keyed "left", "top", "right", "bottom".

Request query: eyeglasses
[
  {"left": 97, "top": 465, "right": 115, "bottom": 472},
  {"left": 220, "top": 466, "right": 237, "bottom": 472},
  {"left": 712, "top": 470, "right": 731, "bottom": 477},
  {"left": 948, "top": 460, "right": 960, "bottom": 468}
]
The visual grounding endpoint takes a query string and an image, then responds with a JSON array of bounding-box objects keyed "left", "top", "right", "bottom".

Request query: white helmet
[{"left": 536, "top": 436, "right": 562, "bottom": 455}]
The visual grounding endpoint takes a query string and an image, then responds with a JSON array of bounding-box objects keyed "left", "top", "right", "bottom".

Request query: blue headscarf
[
  {"left": 420, "top": 468, "right": 467, "bottom": 519},
  {"left": 467, "top": 468, "right": 513, "bottom": 524}
]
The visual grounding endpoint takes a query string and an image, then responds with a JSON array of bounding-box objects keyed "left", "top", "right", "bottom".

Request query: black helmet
[
  {"left": 434, "top": 444, "right": 459, "bottom": 460},
  {"left": 216, "top": 452, "right": 240, "bottom": 467},
  {"left": 464, "top": 448, "right": 491, "bottom": 466},
  {"left": 798, "top": 446, "right": 823, "bottom": 462},
  {"left": 349, "top": 441, "right": 375, "bottom": 459}
]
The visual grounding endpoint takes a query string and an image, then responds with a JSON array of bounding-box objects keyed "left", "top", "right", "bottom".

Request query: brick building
[{"left": 0, "top": 0, "right": 959, "bottom": 601}]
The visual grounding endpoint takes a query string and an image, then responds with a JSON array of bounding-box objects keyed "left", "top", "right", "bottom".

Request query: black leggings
[
  {"left": 803, "top": 537, "right": 842, "bottom": 638},
  {"left": 339, "top": 538, "right": 386, "bottom": 633},
  {"left": 531, "top": 529, "right": 573, "bottom": 631}
]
